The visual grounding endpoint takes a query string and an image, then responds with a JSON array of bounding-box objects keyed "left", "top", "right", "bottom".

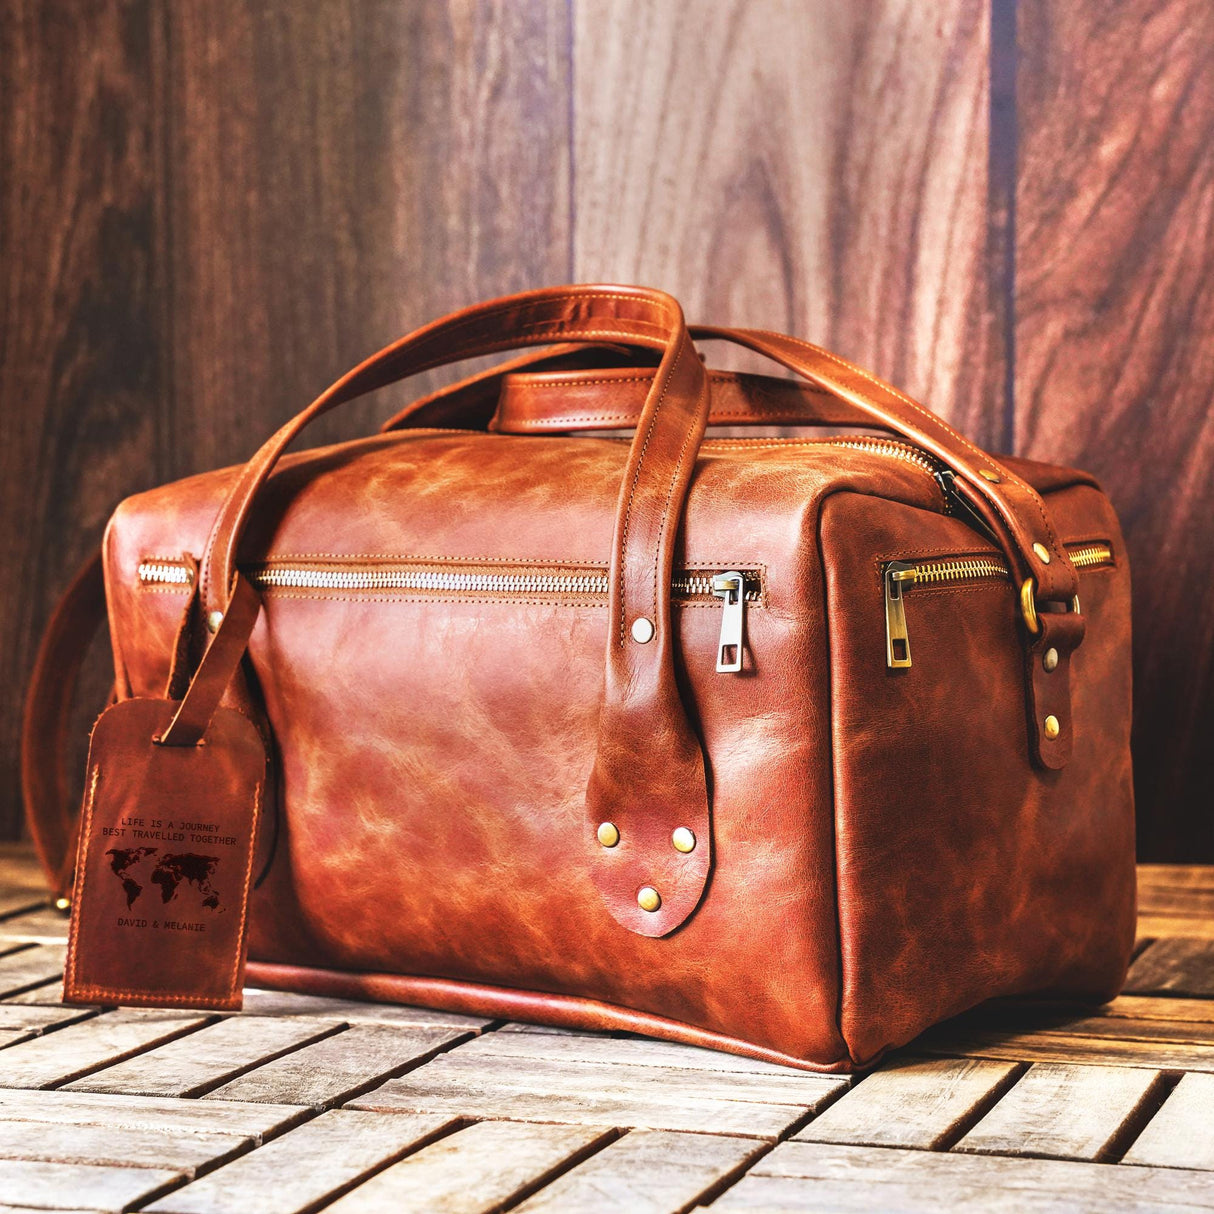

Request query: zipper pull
[
  {"left": 883, "top": 562, "right": 917, "bottom": 668},
  {"left": 934, "top": 469, "right": 999, "bottom": 544},
  {"left": 711, "top": 572, "right": 746, "bottom": 673}
]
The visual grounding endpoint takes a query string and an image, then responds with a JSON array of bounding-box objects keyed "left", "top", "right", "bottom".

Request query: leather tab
[
  {"left": 489, "top": 368, "right": 874, "bottom": 434},
  {"left": 63, "top": 698, "right": 265, "bottom": 1009},
  {"left": 1026, "top": 612, "right": 1083, "bottom": 770}
]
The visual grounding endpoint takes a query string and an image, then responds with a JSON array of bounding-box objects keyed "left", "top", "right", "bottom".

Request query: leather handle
[{"left": 186, "top": 285, "right": 715, "bottom": 937}]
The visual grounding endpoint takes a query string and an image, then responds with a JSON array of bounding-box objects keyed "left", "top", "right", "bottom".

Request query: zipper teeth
[
  {"left": 136, "top": 561, "right": 193, "bottom": 585},
  {"left": 138, "top": 561, "right": 761, "bottom": 600},
  {"left": 908, "top": 556, "right": 1011, "bottom": 586},
  {"left": 1068, "top": 542, "right": 1114, "bottom": 569},
  {"left": 906, "top": 541, "right": 1114, "bottom": 588},
  {"left": 826, "top": 437, "right": 943, "bottom": 477}
]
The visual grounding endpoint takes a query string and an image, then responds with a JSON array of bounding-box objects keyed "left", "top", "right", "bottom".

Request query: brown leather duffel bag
[{"left": 24, "top": 285, "right": 1135, "bottom": 1072}]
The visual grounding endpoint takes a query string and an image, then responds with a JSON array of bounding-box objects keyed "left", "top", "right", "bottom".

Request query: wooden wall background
[{"left": 1, "top": 0, "right": 1210, "bottom": 859}]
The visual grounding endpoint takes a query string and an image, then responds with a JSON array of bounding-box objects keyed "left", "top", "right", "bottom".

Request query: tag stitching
[
  {"left": 227, "top": 777, "right": 262, "bottom": 995},
  {"left": 63, "top": 763, "right": 101, "bottom": 999}
]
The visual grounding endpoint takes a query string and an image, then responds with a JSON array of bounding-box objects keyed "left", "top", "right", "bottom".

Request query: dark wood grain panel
[
  {"left": 1015, "top": 0, "right": 1214, "bottom": 860},
  {"left": 572, "top": 0, "right": 1005, "bottom": 443},
  {"left": 162, "top": 0, "right": 571, "bottom": 470},
  {"left": 0, "top": 0, "right": 169, "bottom": 842}
]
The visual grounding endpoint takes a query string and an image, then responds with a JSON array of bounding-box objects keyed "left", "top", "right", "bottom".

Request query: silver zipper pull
[
  {"left": 712, "top": 572, "right": 746, "bottom": 673},
  {"left": 883, "top": 562, "right": 917, "bottom": 669}
]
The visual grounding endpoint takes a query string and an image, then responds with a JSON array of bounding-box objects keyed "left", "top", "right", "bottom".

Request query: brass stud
[
  {"left": 631, "top": 617, "right": 655, "bottom": 644},
  {"left": 1043, "top": 647, "right": 1059, "bottom": 673},
  {"left": 596, "top": 822, "right": 620, "bottom": 848},
  {"left": 671, "top": 826, "right": 696, "bottom": 853},
  {"left": 979, "top": 469, "right": 1002, "bottom": 483},
  {"left": 637, "top": 886, "right": 661, "bottom": 912},
  {"left": 54, "top": 896, "right": 71, "bottom": 913},
  {"left": 1044, "top": 714, "right": 1061, "bottom": 740},
  {"left": 206, "top": 609, "right": 224, "bottom": 634},
  {"left": 1032, "top": 542, "right": 1051, "bottom": 564}
]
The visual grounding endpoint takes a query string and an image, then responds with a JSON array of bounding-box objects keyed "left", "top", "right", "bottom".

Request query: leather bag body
[{"left": 25, "top": 286, "right": 1136, "bottom": 1071}]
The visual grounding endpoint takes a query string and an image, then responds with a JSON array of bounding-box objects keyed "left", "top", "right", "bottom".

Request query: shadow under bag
[{"left": 24, "top": 285, "right": 1135, "bottom": 1071}]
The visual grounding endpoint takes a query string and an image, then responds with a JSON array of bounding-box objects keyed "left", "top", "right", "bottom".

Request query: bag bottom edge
[{"left": 244, "top": 960, "right": 861, "bottom": 1074}]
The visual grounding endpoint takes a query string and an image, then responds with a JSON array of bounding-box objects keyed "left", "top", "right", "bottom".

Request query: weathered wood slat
[
  {"left": 923, "top": 1032, "right": 1214, "bottom": 1074},
  {"left": 0, "top": 1119, "right": 250, "bottom": 1173},
  {"left": 389, "top": 1050, "right": 844, "bottom": 1107},
  {"left": 514, "top": 1128, "right": 765, "bottom": 1214},
  {"left": 205, "top": 1024, "right": 470, "bottom": 1107},
  {"left": 1126, "top": 938, "right": 1214, "bottom": 997},
  {"left": 714, "top": 1141, "right": 1214, "bottom": 1212},
  {"left": 67, "top": 1015, "right": 341, "bottom": 1097},
  {"left": 459, "top": 1028, "right": 832, "bottom": 1076},
  {"left": 144, "top": 1110, "right": 459, "bottom": 1214},
  {"left": 1138, "top": 865, "right": 1214, "bottom": 915},
  {"left": 0, "top": 1004, "right": 95, "bottom": 1049},
  {"left": 352, "top": 1053, "right": 845, "bottom": 1139},
  {"left": 0, "top": 906, "right": 72, "bottom": 947},
  {"left": 953, "top": 1063, "right": 1163, "bottom": 1162},
  {"left": 238, "top": 988, "right": 490, "bottom": 1031},
  {"left": 0, "top": 943, "right": 66, "bottom": 998},
  {"left": 0, "top": 1158, "right": 183, "bottom": 1211},
  {"left": 0, "top": 1010, "right": 210, "bottom": 1089},
  {"left": 353, "top": 1084, "right": 805, "bottom": 1142},
  {"left": 1138, "top": 916, "right": 1214, "bottom": 941},
  {"left": 794, "top": 1058, "right": 1020, "bottom": 1150},
  {"left": 0, "top": 1087, "right": 305, "bottom": 1138},
  {"left": 1122, "top": 1072, "right": 1214, "bottom": 1171},
  {"left": 1101, "top": 995, "right": 1214, "bottom": 1024},
  {"left": 324, "top": 1120, "right": 611, "bottom": 1214}
]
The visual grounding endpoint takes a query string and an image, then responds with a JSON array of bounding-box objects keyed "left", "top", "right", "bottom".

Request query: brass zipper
[
  {"left": 138, "top": 559, "right": 762, "bottom": 675},
  {"left": 883, "top": 542, "right": 1114, "bottom": 668},
  {"left": 139, "top": 559, "right": 762, "bottom": 602}
]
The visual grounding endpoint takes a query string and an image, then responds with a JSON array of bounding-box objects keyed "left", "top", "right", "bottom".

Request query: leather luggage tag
[{"left": 63, "top": 697, "right": 265, "bottom": 1009}]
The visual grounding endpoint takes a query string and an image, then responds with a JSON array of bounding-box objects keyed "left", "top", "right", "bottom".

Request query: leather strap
[
  {"left": 486, "top": 367, "right": 885, "bottom": 433},
  {"left": 188, "top": 285, "right": 715, "bottom": 938},
  {"left": 378, "top": 342, "right": 655, "bottom": 433}
]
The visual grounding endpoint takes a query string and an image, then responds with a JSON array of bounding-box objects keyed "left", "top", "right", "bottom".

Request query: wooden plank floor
[{"left": 1, "top": 845, "right": 1211, "bottom": 1213}]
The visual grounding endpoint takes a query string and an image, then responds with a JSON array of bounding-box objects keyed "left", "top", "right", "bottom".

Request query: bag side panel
[{"left": 821, "top": 485, "right": 1136, "bottom": 1065}]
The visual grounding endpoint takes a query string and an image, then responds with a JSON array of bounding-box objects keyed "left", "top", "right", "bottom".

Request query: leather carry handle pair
[{"left": 24, "top": 285, "right": 1082, "bottom": 921}]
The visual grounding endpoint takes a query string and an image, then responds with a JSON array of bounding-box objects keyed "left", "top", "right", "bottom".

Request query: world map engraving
[{"left": 105, "top": 847, "right": 222, "bottom": 911}]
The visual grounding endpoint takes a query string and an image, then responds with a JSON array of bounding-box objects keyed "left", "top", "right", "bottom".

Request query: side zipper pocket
[{"left": 882, "top": 542, "right": 1114, "bottom": 669}]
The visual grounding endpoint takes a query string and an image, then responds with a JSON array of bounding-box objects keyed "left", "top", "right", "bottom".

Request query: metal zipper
[
  {"left": 883, "top": 542, "right": 1114, "bottom": 668},
  {"left": 138, "top": 558, "right": 763, "bottom": 675}
]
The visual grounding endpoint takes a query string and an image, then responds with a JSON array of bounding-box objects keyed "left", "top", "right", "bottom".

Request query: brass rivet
[
  {"left": 1044, "top": 714, "right": 1061, "bottom": 740},
  {"left": 671, "top": 827, "right": 696, "bottom": 853},
  {"left": 1043, "top": 647, "right": 1059, "bottom": 673},
  {"left": 596, "top": 821, "right": 620, "bottom": 848},
  {"left": 637, "top": 886, "right": 661, "bottom": 912},
  {"left": 1032, "top": 542, "right": 1051, "bottom": 564},
  {"left": 979, "top": 469, "right": 1002, "bottom": 483},
  {"left": 54, "top": 896, "right": 71, "bottom": 913},
  {"left": 631, "top": 617, "right": 655, "bottom": 644},
  {"left": 206, "top": 610, "right": 224, "bottom": 633}
]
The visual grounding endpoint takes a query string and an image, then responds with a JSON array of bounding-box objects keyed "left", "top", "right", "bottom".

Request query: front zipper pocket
[
  {"left": 138, "top": 557, "right": 764, "bottom": 675},
  {"left": 882, "top": 542, "right": 1114, "bottom": 668}
]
